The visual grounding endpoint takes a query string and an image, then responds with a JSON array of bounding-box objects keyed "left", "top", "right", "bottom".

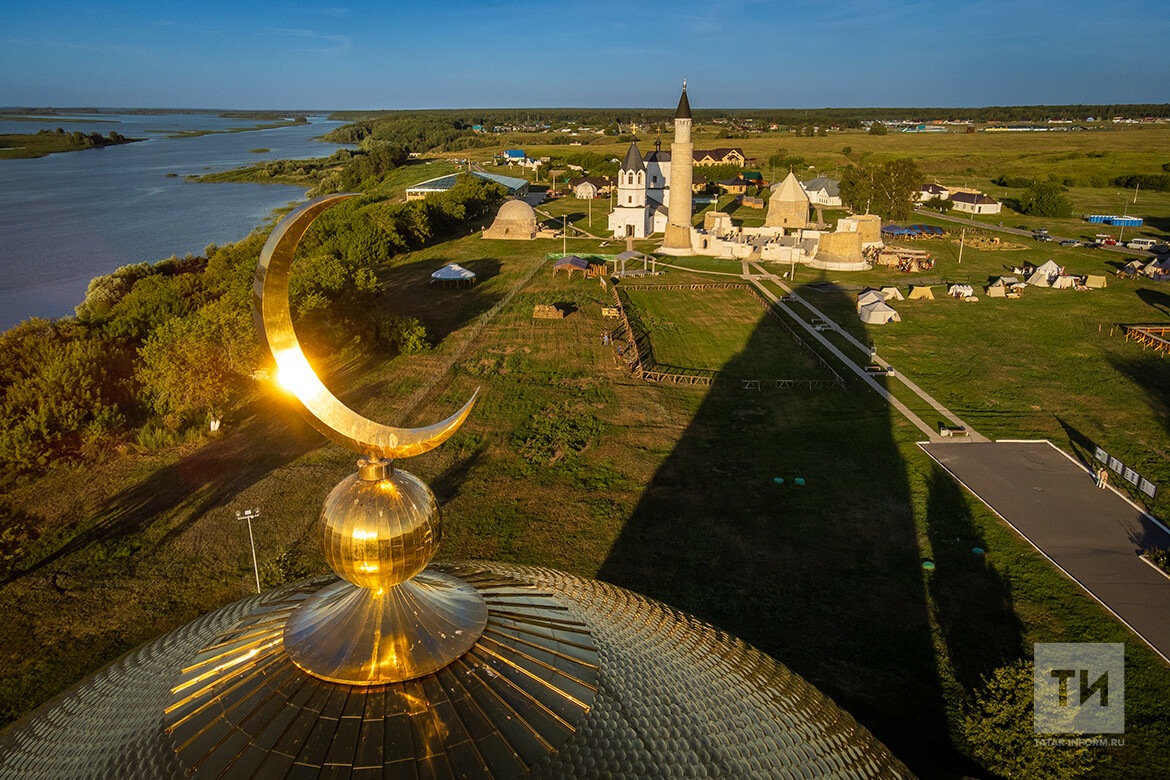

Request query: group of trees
[
  {"left": 838, "top": 158, "right": 924, "bottom": 220},
  {"left": 0, "top": 174, "right": 504, "bottom": 480}
]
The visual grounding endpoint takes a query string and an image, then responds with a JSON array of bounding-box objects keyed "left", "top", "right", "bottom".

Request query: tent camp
[
  {"left": 1144, "top": 259, "right": 1170, "bottom": 280},
  {"left": 908, "top": 285, "right": 935, "bottom": 300},
  {"left": 430, "top": 263, "right": 477, "bottom": 286},
  {"left": 948, "top": 284, "right": 975, "bottom": 299},
  {"left": 880, "top": 286, "right": 905, "bottom": 301},
  {"left": 1084, "top": 274, "right": 1108, "bottom": 289},
  {"left": 987, "top": 276, "right": 1024, "bottom": 298},
  {"left": 859, "top": 301, "right": 901, "bottom": 324},
  {"left": 857, "top": 289, "right": 886, "bottom": 309}
]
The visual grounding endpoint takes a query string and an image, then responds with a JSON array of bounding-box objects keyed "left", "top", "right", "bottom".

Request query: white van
[{"left": 1128, "top": 238, "right": 1157, "bottom": 250}]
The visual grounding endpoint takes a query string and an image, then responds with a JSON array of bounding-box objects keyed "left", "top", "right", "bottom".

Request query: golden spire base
[
  {"left": 280, "top": 459, "right": 488, "bottom": 685},
  {"left": 283, "top": 571, "right": 487, "bottom": 684}
]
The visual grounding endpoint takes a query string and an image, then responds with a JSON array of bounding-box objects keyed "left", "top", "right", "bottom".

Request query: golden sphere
[{"left": 319, "top": 462, "right": 439, "bottom": 589}]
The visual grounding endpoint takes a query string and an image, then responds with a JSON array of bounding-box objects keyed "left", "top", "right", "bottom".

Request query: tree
[
  {"left": 1018, "top": 181, "right": 1074, "bottom": 218},
  {"left": 136, "top": 299, "right": 257, "bottom": 431},
  {"left": 839, "top": 158, "right": 923, "bottom": 220},
  {"left": 961, "top": 661, "right": 1097, "bottom": 780},
  {"left": 869, "top": 122, "right": 888, "bottom": 136}
]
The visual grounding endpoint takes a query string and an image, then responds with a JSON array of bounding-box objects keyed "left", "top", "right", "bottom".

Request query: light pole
[{"left": 236, "top": 508, "right": 262, "bottom": 594}]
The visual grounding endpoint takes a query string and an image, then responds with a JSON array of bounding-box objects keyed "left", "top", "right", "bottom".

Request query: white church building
[{"left": 607, "top": 140, "right": 673, "bottom": 239}]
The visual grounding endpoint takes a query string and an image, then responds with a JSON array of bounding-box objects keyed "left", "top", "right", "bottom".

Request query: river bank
[{"left": 0, "top": 113, "right": 352, "bottom": 330}]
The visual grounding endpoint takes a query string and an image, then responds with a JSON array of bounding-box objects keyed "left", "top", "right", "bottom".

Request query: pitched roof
[
  {"left": 676, "top": 86, "right": 692, "bottom": 119},
  {"left": 621, "top": 142, "right": 645, "bottom": 173},
  {"left": 802, "top": 176, "right": 839, "bottom": 197},
  {"left": 771, "top": 171, "right": 810, "bottom": 203},
  {"left": 951, "top": 192, "right": 998, "bottom": 205}
]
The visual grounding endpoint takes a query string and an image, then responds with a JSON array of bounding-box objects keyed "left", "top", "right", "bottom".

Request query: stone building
[
  {"left": 482, "top": 198, "right": 538, "bottom": 240},
  {"left": 765, "top": 170, "right": 811, "bottom": 229}
]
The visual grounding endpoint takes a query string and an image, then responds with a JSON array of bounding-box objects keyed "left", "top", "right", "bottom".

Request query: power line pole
[{"left": 236, "top": 508, "right": 262, "bottom": 594}]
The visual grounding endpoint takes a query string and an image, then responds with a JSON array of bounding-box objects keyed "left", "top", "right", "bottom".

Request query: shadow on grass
[
  {"left": 924, "top": 465, "right": 1024, "bottom": 691},
  {"left": 1136, "top": 287, "right": 1170, "bottom": 317},
  {"left": 596, "top": 284, "right": 985, "bottom": 776},
  {"left": 5, "top": 392, "right": 324, "bottom": 585},
  {"left": 1107, "top": 353, "right": 1170, "bottom": 438}
]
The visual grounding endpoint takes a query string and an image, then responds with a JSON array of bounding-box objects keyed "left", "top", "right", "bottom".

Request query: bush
[
  {"left": 961, "top": 661, "right": 1097, "bottom": 779},
  {"left": 512, "top": 402, "right": 603, "bottom": 465},
  {"left": 1019, "top": 180, "right": 1074, "bottom": 218}
]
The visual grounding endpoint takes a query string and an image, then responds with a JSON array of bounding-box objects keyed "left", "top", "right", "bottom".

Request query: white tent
[
  {"left": 1027, "top": 271, "right": 1051, "bottom": 287},
  {"left": 987, "top": 285, "right": 1006, "bottom": 298},
  {"left": 1033, "top": 259, "right": 1062, "bottom": 282},
  {"left": 948, "top": 284, "right": 974, "bottom": 298},
  {"left": 1145, "top": 259, "right": 1170, "bottom": 277},
  {"left": 880, "top": 286, "right": 905, "bottom": 301},
  {"left": 858, "top": 289, "right": 885, "bottom": 309},
  {"left": 859, "top": 301, "right": 901, "bottom": 324},
  {"left": 431, "top": 263, "right": 477, "bottom": 286},
  {"left": 1084, "top": 274, "right": 1108, "bottom": 289},
  {"left": 1052, "top": 275, "right": 1078, "bottom": 289}
]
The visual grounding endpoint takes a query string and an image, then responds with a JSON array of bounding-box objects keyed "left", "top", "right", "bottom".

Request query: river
[{"left": 0, "top": 113, "right": 353, "bottom": 330}]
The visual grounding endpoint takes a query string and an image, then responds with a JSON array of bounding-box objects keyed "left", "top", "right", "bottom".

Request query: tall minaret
[{"left": 662, "top": 82, "right": 695, "bottom": 255}]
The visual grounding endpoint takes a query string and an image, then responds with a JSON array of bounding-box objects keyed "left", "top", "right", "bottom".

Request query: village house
[
  {"left": 692, "top": 148, "right": 747, "bottom": 166},
  {"left": 951, "top": 192, "right": 1002, "bottom": 215},
  {"left": 802, "top": 177, "right": 842, "bottom": 207}
]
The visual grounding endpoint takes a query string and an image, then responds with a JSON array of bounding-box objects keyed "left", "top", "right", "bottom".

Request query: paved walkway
[{"left": 921, "top": 440, "right": 1170, "bottom": 665}]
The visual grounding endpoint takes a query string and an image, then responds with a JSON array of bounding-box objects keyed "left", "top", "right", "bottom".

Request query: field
[
  {"left": 620, "top": 286, "right": 830, "bottom": 379},
  {"left": 3, "top": 122, "right": 1170, "bottom": 778}
]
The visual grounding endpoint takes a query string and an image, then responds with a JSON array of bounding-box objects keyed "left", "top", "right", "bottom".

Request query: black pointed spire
[
  {"left": 621, "top": 141, "right": 645, "bottom": 173},
  {"left": 676, "top": 82, "right": 691, "bottom": 120}
]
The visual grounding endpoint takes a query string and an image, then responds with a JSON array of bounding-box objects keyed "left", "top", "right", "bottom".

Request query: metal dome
[{"left": 0, "top": 562, "right": 911, "bottom": 779}]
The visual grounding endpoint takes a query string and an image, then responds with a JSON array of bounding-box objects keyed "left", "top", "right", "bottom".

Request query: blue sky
[{"left": 3, "top": 0, "right": 1168, "bottom": 109}]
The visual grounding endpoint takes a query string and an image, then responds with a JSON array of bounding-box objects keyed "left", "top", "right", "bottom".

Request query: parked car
[
  {"left": 1084, "top": 242, "right": 1104, "bottom": 249},
  {"left": 1060, "top": 240, "right": 1081, "bottom": 247},
  {"left": 1033, "top": 233, "right": 1052, "bottom": 242}
]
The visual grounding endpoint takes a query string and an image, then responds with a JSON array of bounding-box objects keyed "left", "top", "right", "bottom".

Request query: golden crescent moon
[{"left": 253, "top": 193, "right": 476, "bottom": 459}]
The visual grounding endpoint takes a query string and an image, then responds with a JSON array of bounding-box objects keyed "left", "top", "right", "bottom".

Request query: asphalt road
[
  {"left": 922, "top": 440, "right": 1170, "bottom": 665},
  {"left": 922, "top": 211, "right": 1154, "bottom": 259}
]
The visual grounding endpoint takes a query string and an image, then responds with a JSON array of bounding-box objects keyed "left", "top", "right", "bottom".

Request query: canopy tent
[
  {"left": 1052, "top": 275, "right": 1079, "bottom": 289},
  {"left": 859, "top": 301, "right": 901, "bottom": 324},
  {"left": 907, "top": 285, "right": 935, "bottom": 300},
  {"left": 553, "top": 255, "right": 596, "bottom": 279},
  {"left": 880, "top": 286, "right": 905, "bottom": 301},
  {"left": 948, "top": 284, "right": 974, "bottom": 298},
  {"left": 989, "top": 276, "right": 1021, "bottom": 287},
  {"left": 430, "top": 263, "right": 477, "bottom": 286},
  {"left": 907, "top": 224, "right": 947, "bottom": 236}
]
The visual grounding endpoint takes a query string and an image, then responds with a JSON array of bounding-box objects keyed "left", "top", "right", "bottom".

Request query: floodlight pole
[
  {"left": 236, "top": 508, "right": 262, "bottom": 594},
  {"left": 958, "top": 228, "right": 965, "bottom": 265}
]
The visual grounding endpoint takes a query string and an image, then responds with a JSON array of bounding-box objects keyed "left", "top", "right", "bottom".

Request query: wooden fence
[{"left": 609, "top": 283, "right": 846, "bottom": 390}]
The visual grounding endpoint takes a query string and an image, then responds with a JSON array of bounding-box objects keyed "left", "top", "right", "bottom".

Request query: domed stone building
[
  {"left": 0, "top": 195, "right": 913, "bottom": 780},
  {"left": 484, "top": 199, "right": 539, "bottom": 240}
]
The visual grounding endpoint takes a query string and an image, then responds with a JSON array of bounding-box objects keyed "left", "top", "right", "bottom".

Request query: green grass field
[{"left": 621, "top": 286, "right": 829, "bottom": 378}]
